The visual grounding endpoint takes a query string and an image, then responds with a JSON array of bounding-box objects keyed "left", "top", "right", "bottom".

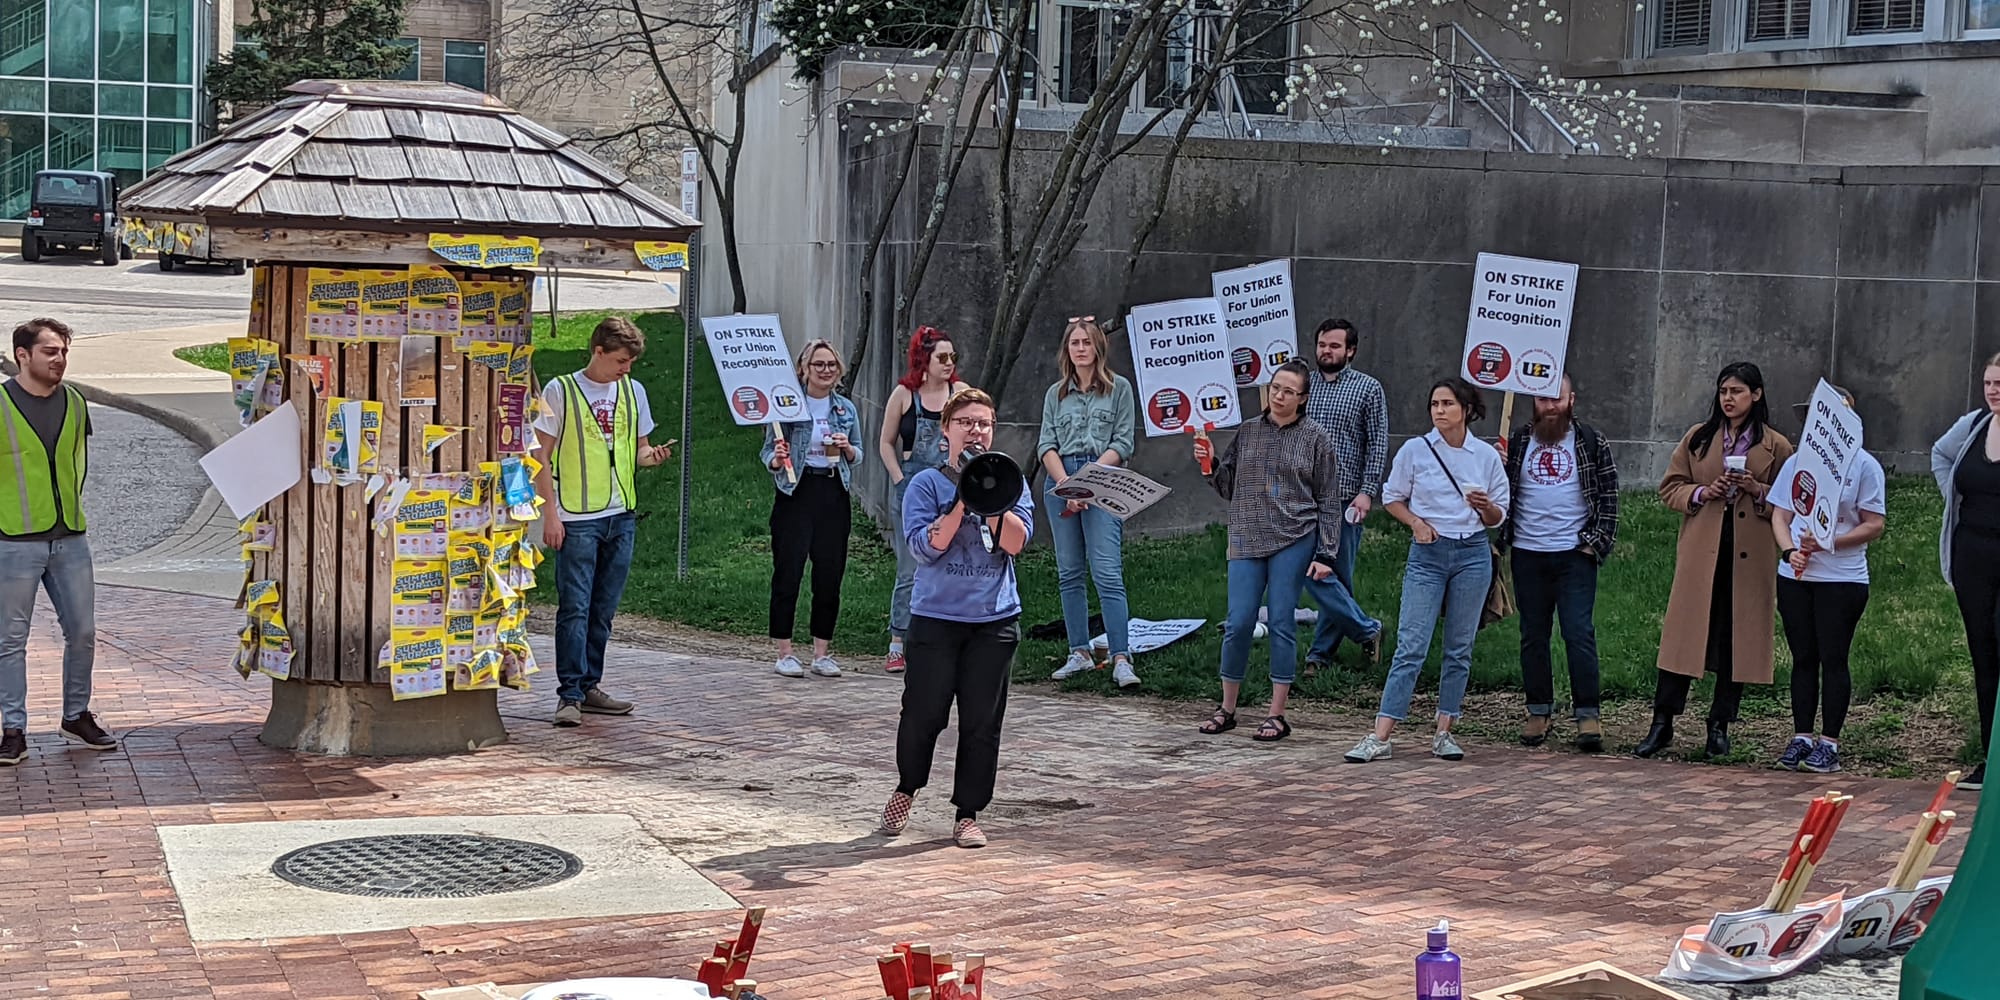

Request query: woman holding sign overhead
[
  {"left": 878, "top": 326, "right": 971, "bottom": 675},
  {"left": 1038, "top": 317, "right": 1140, "bottom": 688},
  {"left": 761, "top": 339, "right": 861, "bottom": 678}
]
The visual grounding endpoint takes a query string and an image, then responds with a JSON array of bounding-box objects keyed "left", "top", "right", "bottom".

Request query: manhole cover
[{"left": 270, "top": 834, "right": 584, "bottom": 899}]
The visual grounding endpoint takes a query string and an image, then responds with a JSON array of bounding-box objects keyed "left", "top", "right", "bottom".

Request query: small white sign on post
[
  {"left": 1049, "top": 462, "right": 1171, "bottom": 521},
  {"left": 679, "top": 147, "right": 700, "bottom": 221},
  {"left": 1789, "top": 378, "right": 1865, "bottom": 549},
  {"left": 1127, "top": 297, "right": 1242, "bottom": 438},
  {"left": 1211, "top": 259, "right": 1296, "bottom": 387},
  {"left": 698, "top": 314, "right": 806, "bottom": 425},
  {"left": 1462, "top": 252, "right": 1579, "bottom": 399}
]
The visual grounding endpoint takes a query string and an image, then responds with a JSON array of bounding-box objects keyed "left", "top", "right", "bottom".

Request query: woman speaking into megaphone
[{"left": 879, "top": 388, "right": 1035, "bottom": 850}]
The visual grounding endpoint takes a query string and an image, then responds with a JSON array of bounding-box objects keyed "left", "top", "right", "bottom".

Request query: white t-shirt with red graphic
[
  {"left": 533, "top": 372, "right": 657, "bottom": 523},
  {"left": 1513, "top": 429, "right": 1589, "bottom": 553}
]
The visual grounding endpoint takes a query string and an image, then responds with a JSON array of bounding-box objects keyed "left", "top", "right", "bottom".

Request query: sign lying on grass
[
  {"left": 1090, "top": 617, "right": 1207, "bottom": 655},
  {"left": 1127, "top": 297, "right": 1241, "bottom": 438},
  {"left": 699, "top": 314, "right": 806, "bottom": 425},
  {"left": 1211, "top": 259, "right": 1296, "bottom": 387},
  {"left": 1461, "top": 252, "right": 1578, "bottom": 398}
]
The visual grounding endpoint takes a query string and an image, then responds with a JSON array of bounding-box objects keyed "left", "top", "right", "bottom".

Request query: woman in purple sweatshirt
[{"left": 878, "top": 388, "right": 1036, "bottom": 850}]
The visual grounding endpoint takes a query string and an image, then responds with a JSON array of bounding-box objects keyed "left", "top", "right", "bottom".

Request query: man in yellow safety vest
[
  {"left": 531, "top": 317, "right": 671, "bottom": 728},
  {"left": 2, "top": 318, "right": 115, "bottom": 766}
]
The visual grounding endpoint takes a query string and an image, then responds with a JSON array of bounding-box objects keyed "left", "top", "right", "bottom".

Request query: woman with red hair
[{"left": 875, "top": 326, "right": 973, "bottom": 673}]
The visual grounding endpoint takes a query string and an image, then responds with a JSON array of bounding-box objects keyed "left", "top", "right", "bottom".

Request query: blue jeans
[
  {"left": 1514, "top": 548, "right": 1602, "bottom": 719},
  {"left": 1219, "top": 534, "right": 1316, "bottom": 686},
  {"left": 553, "top": 513, "right": 636, "bottom": 705},
  {"left": 1379, "top": 534, "right": 1490, "bottom": 722},
  {"left": 1048, "top": 454, "right": 1130, "bottom": 656},
  {"left": 0, "top": 536, "right": 97, "bottom": 732},
  {"left": 1306, "top": 517, "right": 1380, "bottom": 660}
]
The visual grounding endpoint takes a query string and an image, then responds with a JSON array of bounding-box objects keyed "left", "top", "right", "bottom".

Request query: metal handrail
[{"left": 1434, "top": 21, "right": 1598, "bottom": 154}]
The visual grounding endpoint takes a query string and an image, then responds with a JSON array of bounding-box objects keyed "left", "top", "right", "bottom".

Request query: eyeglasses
[
  {"left": 807, "top": 361, "right": 840, "bottom": 371},
  {"left": 951, "top": 417, "right": 994, "bottom": 431},
  {"left": 933, "top": 352, "right": 957, "bottom": 364},
  {"left": 1066, "top": 315, "right": 1096, "bottom": 324},
  {"left": 1268, "top": 385, "right": 1304, "bottom": 399}
]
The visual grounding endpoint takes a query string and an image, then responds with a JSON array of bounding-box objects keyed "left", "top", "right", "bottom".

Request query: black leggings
[
  {"left": 1951, "top": 531, "right": 2000, "bottom": 755},
  {"left": 769, "top": 473, "right": 851, "bottom": 641},
  {"left": 1776, "top": 576, "right": 1869, "bottom": 739}
]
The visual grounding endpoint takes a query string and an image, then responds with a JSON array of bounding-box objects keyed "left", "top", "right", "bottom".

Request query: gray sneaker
[
  {"left": 810, "top": 655, "right": 842, "bottom": 677},
  {"left": 553, "top": 701, "right": 583, "bottom": 727},
  {"left": 774, "top": 655, "right": 805, "bottom": 678},
  {"left": 581, "top": 688, "right": 633, "bottom": 715},
  {"left": 1432, "top": 731, "right": 1466, "bottom": 761},
  {"left": 1344, "top": 734, "right": 1393, "bottom": 763}
]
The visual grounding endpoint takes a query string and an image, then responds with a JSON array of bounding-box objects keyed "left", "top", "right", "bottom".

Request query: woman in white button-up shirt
[{"left": 1345, "top": 377, "right": 1509, "bottom": 765}]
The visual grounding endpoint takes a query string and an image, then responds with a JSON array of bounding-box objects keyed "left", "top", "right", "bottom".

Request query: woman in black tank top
[{"left": 876, "top": 326, "right": 975, "bottom": 674}]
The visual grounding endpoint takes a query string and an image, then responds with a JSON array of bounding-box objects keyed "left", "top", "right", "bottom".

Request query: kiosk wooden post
[{"left": 120, "top": 80, "right": 698, "bottom": 755}]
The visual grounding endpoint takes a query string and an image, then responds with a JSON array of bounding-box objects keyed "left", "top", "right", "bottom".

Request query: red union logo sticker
[
  {"left": 1790, "top": 469, "right": 1818, "bottom": 516},
  {"left": 1466, "top": 341, "right": 1512, "bottom": 386},
  {"left": 730, "top": 386, "right": 771, "bottom": 422},
  {"left": 1231, "top": 347, "right": 1261, "bottom": 386},
  {"left": 1148, "top": 388, "right": 1190, "bottom": 431}
]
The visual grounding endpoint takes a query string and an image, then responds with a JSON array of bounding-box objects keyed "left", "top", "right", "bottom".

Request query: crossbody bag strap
[{"left": 1422, "top": 436, "right": 1465, "bottom": 497}]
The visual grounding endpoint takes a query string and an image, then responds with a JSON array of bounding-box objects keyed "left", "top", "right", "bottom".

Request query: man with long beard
[{"left": 1500, "top": 374, "right": 1619, "bottom": 752}]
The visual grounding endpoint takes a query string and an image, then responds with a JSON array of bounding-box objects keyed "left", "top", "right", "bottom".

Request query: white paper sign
[
  {"left": 1127, "top": 297, "right": 1241, "bottom": 438},
  {"left": 1212, "top": 259, "right": 1296, "bottom": 387},
  {"left": 1049, "top": 462, "right": 1170, "bottom": 520},
  {"left": 698, "top": 313, "right": 806, "bottom": 426},
  {"left": 1462, "top": 252, "right": 1578, "bottom": 398},
  {"left": 1090, "top": 617, "right": 1207, "bottom": 655},
  {"left": 1830, "top": 878, "right": 1952, "bottom": 957},
  {"left": 1789, "top": 379, "right": 1865, "bottom": 549},
  {"left": 199, "top": 404, "right": 303, "bottom": 520}
]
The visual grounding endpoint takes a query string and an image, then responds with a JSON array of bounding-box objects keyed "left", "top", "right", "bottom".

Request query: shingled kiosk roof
[{"left": 122, "top": 79, "right": 697, "bottom": 257}]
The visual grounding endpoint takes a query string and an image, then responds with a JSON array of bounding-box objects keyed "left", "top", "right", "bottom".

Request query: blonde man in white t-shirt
[{"left": 1770, "top": 385, "right": 1886, "bottom": 775}]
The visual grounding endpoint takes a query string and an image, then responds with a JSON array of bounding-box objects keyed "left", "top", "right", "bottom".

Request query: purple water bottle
[{"left": 1416, "top": 920, "right": 1462, "bottom": 999}]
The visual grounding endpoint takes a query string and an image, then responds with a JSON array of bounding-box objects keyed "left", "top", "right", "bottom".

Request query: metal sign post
[{"left": 677, "top": 146, "right": 700, "bottom": 580}]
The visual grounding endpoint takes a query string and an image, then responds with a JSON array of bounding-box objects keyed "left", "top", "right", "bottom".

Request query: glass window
[
  {"left": 99, "top": 118, "right": 141, "bottom": 185},
  {"left": 444, "top": 39, "right": 486, "bottom": 90},
  {"left": 386, "top": 37, "right": 419, "bottom": 80},
  {"left": 46, "top": 115, "right": 92, "bottom": 170},
  {"left": 49, "top": 81, "right": 91, "bottom": 114},
  {"left": 101, "top": 0, "right": 145, "bottom": 81},
  {"left": 1057, "top": 4, "right": 1099, "bottom": 104},
  {"left": 34, "top": 171, "right": 98, "bottom": 204},
  {"left": 1235, "top": 0, "right": 1292, "bottom": 115},
  {"left": 101, "top": 82, "right": 143, "bottom": 116},
  {"left": 49, "top": 0, "right": 94, "bottom": 78},
  {"left": 147, "top": 84, "right": 190, "bottom": 118},
  {"left": 0, "top": 78, "right": 41, "bottom": 112},
  {"left": 1849, "top": 0, "right": 1922, "bottom": 32},
  {"left": 0, "top": 0, "right": 47, "bottom": 77},
  {"left": 1746, "top": 0, "right": 1810, "bottom": 39},
  {"left": 1142, "top": 13, "right": 1194, "bottom": 109},
  {"left": 0, "top": 113, "right": 44, "bottom": 217},
  {"left": 1972, "top": 0, "right": 2000, "bottom": 27},
  {"left": 147, "top": 0, "right": 192, "bottom": 83},
  {"left": 1655, "top": 0, "right": 1712, "bottom": 47},
  {"left": 145, "top": 119, "right": 187, "bottom": 169}
]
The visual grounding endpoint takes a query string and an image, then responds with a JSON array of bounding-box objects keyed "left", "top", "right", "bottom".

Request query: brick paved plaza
[{"left": 0, "top": 585, "right": 1977, "bottom": 999}]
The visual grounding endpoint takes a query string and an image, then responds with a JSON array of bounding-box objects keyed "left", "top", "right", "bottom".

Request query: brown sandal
[
  {"left": 1252, "top": 715, "right": 1292, "bottom": 742},
  {"left": 1198, "top": 708, "right": 1237, "bottom": 734}
]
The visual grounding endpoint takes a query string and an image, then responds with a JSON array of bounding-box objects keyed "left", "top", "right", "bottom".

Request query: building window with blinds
[
  {"left": 1746, "top": 0, "right": 1812, "bottom": 39},
  {"left": 1849, "top": 0, "right": 1924, "bottom": 32},
  {"left": 1655, "top": 0, "right": 1712, "bottom": 47}
]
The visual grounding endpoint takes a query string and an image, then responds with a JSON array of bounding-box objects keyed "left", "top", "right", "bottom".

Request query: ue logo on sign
[
  {"left": 1148, "top": 388, "right": 1190, "bottom": 431},
  {"left": 1517, "top": 348, "right": 1557, "bottom": 393},
  {"left": 1197, "top": 383, "right": 1233, "bottom": 418},
  {"left": 1232, "top": 347, "right": 1262, "bottom": 385},
  {"left": 769, "top": 385, "right": 805, "bottom": 420},
  {"left": 731, "top": 386, "right": 771, "bottom": 422},
  {"left": 1466, "top": 342, "right": 1511, "bottom": 386}
]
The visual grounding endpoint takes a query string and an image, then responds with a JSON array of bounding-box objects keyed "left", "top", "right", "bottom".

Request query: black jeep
[{"left": 22, "top": 169, "right": 130, "bottom": 266}]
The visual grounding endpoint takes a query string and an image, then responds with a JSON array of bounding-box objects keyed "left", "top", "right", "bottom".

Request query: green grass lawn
[
  {"left": 174, "top": 343, "right": 230, "bottom": 372},
  {"left": 535, "top": 311, "right": 1984, "bottom": 759}
]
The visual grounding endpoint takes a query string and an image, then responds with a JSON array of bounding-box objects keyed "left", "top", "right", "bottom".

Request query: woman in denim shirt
[
  {"left": 761, "top": 339, "right": 862, "bottom": 679},
  {"left": 1037, "top": 317, "right": 1140, "bottom": 688}
]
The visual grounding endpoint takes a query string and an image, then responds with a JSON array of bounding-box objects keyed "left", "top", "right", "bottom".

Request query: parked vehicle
[
  {"left": 22, "top": 169, "right": 130, "bottom": 266},
  {"left": 156, "top": 224, "right": 249, "bottom": 275}
]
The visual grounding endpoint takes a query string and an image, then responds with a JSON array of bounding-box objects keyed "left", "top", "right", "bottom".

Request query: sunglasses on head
[{"left": 1066, "top": 315, "right": 1097, "bottom": 324}]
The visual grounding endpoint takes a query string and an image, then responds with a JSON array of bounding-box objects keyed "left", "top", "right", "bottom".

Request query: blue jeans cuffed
[
  {"left": 1219, "top": 534, "right": 1316, "bottom": 686},
  {"left": 1378, "top": 534, "right": 1490, "bottom": 722}
]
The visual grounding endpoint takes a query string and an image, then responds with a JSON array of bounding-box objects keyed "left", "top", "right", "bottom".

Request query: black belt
[{"left": 800, "top": 465, "right": 838, "bottom": 477}]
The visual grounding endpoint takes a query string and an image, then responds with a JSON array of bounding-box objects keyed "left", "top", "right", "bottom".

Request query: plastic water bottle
[{"left": 1416, "top": 920, "right": 1462, "bottom": 999}]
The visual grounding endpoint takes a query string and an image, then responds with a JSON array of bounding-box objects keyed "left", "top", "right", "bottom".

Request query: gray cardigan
[{"left": 1930, "top": 408, "right": 1992, "bottom": 586}]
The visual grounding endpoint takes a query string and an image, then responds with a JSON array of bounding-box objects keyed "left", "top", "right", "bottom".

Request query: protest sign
[
  {"left": 699, "top": 314, "right": 807, "bottom": 426},
  {"left": 1089, "top": 617, "right": 1207, "bottom": 656},
  {"left": 1211, "top": 259, "right": 1296, "bottom": 387},
  {"left": 1048, "top": 462, "right": 1171, "bottom": 521},
  {"left": 1789, "top": 379, "right": 1865, "bottom": 549},
  {"left": 1462, "top": 252, "right": 1578, "bottom": 399},
  {"left": 1127, "top": 297, "right": 1240, "bottom": 437}
]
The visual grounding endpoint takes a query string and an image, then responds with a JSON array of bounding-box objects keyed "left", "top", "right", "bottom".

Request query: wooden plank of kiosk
[
  {"left": 205, "top": 227, "right": 650, "bottom": 270},
  {"left": 338, "top": 335, "right": 372, "bottom": 682},
  {"left": 248, "top": 265, "right": 274, "bottom": 589},
  {"left": 277, "top": 266, "right": 313, "bottom": 677},
  {"left": 307, "top": 269, "right": 342, "bottom": 683},
  {"left": 437, "top": 322, "right": 466, "bottom": 474},
  {"left": 371, "top": 322, "right": 403, "bottom": 685}
]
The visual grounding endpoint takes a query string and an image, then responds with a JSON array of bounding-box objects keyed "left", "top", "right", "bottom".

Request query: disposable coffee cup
[{"left": 1724, "top": 456, "right": 1748, "bottom": 473}]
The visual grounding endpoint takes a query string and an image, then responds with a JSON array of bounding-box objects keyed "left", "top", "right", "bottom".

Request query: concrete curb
[{"left": 1, "top": 356, "right": 230, "bottom": 452}]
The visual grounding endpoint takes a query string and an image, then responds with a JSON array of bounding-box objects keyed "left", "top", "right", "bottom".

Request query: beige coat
[{"left": 1656, "top": 423, "right": 1795, "bottom": 684}]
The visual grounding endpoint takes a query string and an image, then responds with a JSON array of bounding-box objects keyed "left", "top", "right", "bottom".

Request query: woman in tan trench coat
[{"left": 1639, "top": 362, "right": 1795, "bottom": 760}]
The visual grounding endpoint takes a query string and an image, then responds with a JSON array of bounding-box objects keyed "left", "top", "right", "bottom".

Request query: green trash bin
[{"left": 1899, "top": 742, "right": 1996, "bottom": 1000}]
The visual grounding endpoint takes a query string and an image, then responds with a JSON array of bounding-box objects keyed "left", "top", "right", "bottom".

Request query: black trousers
[
  {"left": 768, "top": 472, "right": 851, "bottom": 641},
  {"left": 1776, "top": 576, "right": 1868, "bottom": 739},
  {"left": 1513, "top": 548, "right": 1602, "bottom": 719},
  {"left": 1655, "top": 513, "right": 1746, "bottom": 723},
  {"left": 895, "top": 614, "right": 1019, "bottom": 820},
  {"left": 1950, "top": 530, "right": 2000, "bottom": 754}
]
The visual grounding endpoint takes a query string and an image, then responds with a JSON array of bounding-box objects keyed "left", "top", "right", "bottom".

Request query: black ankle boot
[
  {"left": 1634, "top": 713, "right": 1674, "bottom": 758},
  {"left": 1706, "top": 720, "right": 1731, "bottom": 758}
]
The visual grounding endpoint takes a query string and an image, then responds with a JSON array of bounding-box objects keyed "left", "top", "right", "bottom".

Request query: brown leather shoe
[
  {"left": 581, "top": 688, "right": 634, "bottom": 715},
  {"left": 1575, "top": 718, "right": 1604, "bottom": 753},
  {"left": 1520, "top": 714, "right": 1552, "bottom": 747}
]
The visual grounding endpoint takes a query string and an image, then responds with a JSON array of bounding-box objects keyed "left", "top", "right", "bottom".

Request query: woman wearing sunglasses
[
  {"left": 877, "top": 326, "right": 972, "bottom": 674},
  {"left": 762, "top": 339, "right": 862, "bottom": 678},
  {"left": 1038, "top": 316, "right": 1140, "bottom": 687}
]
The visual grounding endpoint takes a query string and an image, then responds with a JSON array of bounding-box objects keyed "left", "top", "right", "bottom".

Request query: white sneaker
[
  {"left": 1344, "top": 734, "right": 1393, "bottom": 763},
  {"left": 1111, "top": 657, "right": 1140, "bottom": 689},
  {"left": 1050, "top": 650, "right": 1094, "bottom": 680},
  {"left": 810, "top": 655, "right": 842, "bottom": 677},
  {"left": 774, "top": 655, "right": 805, "bottom": 677}
]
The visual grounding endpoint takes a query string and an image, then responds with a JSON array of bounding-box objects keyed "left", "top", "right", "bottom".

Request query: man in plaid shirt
[
  {"left": 1500, "top": 373, "right": 1619, "bottom": 752},
  {"left": 1301, "top": 319, "right": 1387, "bottom": 669}
]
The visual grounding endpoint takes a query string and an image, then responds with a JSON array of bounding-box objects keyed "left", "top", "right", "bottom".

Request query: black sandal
[
  {"left": 1252, "top": 715, "right": 1292, "bottom": 743},
  {"left": 1198, "top": 708, "right": 1237, "bottom": 734}
]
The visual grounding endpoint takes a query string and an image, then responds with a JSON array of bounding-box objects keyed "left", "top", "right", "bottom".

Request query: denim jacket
[
  {"left": 1036, "top": 374, "right": 1138, "bottom": 461},
  {"left": 760, "top": 391, "right": 862, "bottom": 495}
]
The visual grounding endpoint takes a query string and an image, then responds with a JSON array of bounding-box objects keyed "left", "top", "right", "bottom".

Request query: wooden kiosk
[{"left": 120, "top": 80, "right": 697, "bottom": 755}]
